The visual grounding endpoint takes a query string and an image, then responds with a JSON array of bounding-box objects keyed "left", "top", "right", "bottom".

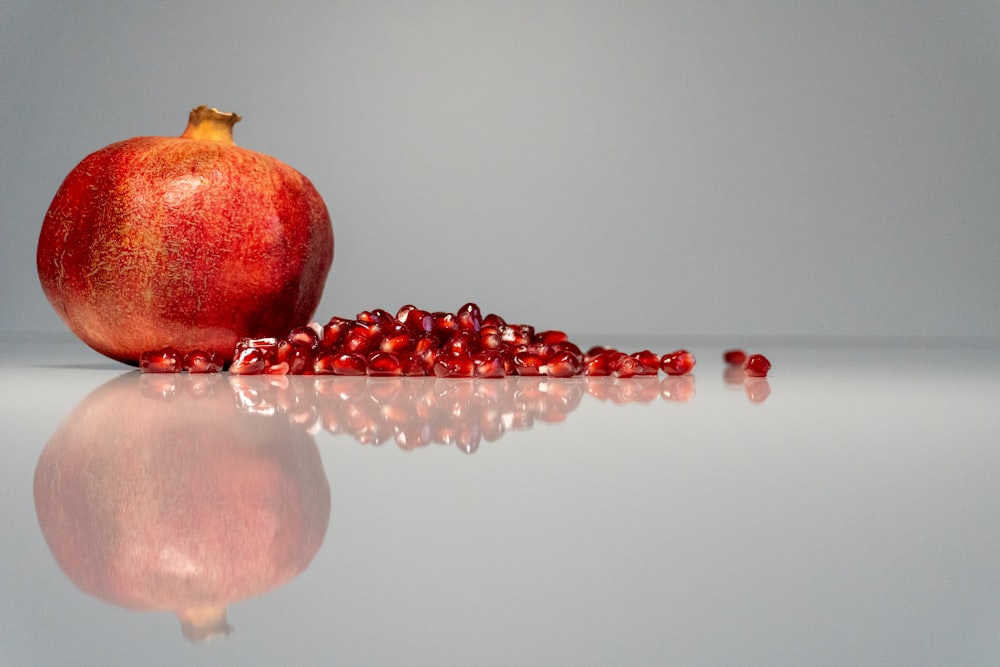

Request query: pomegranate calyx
[
  {"left": 176, "top": 604, "right": 233, "bottom": 643},
  {"left": 181, "top": 105, "right": 241, "bottom": 144}
]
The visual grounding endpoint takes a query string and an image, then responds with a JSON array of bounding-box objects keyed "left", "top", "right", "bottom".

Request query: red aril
[
  {"left": 744, "top": 354, "right": 772, "bottom": 377},
  {"left": 139, "top": 347, "right": 182, "bottom": 373},
  {"left": 723, "top": 349, "right": 747, "bottom": 366},
  {"left": 660, "top": 350, "right": 696, "bottom": 376}
]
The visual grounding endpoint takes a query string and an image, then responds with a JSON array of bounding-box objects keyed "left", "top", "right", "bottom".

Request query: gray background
[{"left": 3, "top": 1, "right": 998, "bottom": 341}]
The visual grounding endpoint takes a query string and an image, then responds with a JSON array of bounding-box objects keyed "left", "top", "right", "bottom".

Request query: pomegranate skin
[{"left": 37, "top": 107, "right": 334, "bottom": 365}]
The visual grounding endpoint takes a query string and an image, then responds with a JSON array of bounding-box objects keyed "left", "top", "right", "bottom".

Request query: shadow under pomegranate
[{"left": 33, "top": 372, "right": 331, "bottom": 642}]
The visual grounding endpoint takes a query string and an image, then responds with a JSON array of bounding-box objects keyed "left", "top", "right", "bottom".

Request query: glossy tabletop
[{"left": 2, "top": 334, "right": 999, "bottom": 666}]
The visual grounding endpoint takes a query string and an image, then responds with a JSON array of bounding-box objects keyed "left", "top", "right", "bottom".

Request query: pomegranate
[
  {"left": 37, "top": 106, "right": 334, "bottom": 366},
  {"left": 33, "top": 373, "right": 331, "bottom": 641}
]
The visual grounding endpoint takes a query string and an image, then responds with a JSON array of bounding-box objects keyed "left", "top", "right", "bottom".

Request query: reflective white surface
[{"left": 2, "top": 334, "right": 999, "bottom": 666}]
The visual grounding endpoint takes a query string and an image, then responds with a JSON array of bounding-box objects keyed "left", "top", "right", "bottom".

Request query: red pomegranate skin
[
  {"left": 37, "top": 107, "right": 334, "bottom": 365},
  {"left": 33, "top": 373, "right": 331, "bottom": 640}
]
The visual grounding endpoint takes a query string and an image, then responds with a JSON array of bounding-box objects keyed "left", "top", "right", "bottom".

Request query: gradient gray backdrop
[{"left": 3, "top": 2, "right": 998, "bottom": 341}]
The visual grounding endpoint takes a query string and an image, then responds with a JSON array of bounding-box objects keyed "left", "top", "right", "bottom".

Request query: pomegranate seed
[
  {"left": 744, "top": 354, "right": 771, "bottom": 377},
  {"left": 660, "top": 349, "right": 696, "bottom": 376},
  {"left": 433, "top": 351, "right": 475, "bottom": 378},
  {"left": 367, "top": 351, "right": 403, "bottom": 376},
  {"left": 140, "top": 347, "right": 182, "bottom": 373},
  {"left": 322, "top": 317, "right": 351, "bottom": 348},
  {"left": 396, "top": 305, "right": 434, "bottom": 334},
  {"left": 479, "top": 325, "right": 504, "bottom": 350},
  {"left": 331, "top": 352, "right": 368, "bottom": 376},
  {"left": 380, "top": 324, "right": 415, "bottom": 354},
  {"left": 401, "top": 353, "right": 429, "bottom": 376},
  {"left": 342, "top": 322, "right": 379, "bottom": 354},
  {"left": 723, "top": 349, "right": 747, "bottom": 366},
  {"left": 276, "top": 341, "right": 313, "bottom": 375},
  {"left": 544, "top": 350, "right": 582, "bottom": 378},
  {"left": 481, "top": 312, "right": 506, "bottom": 327},
  {"left": 229, "top": 347, "right": 267, "bottom": 375},
  {"left": 611, "top": 353, "right": 643, "bottom": 378},
  {"left": 473, "top": 351, "right": 506, "bottom": 378},
  {"left": 533, "top": 330, "right": 568, "bottom": 346},
  {"left": 583, "top": 349, "right": 620, "bottom": 376},
  {"left": 287, "top": 324, "right": 321, "bottom": 350},
  {"left": 512, "top": 351, "right": 546, "bottom": 376},
  {"left": 356, "top": 308, "right": 393, "bottom": 332},
  {"left": 499, "top": 324, "right": 534, "bottom": 346},
  {"left": 183, "top": 349, "right": 222, "bottom": 373},
  {"left": 456, "top": 302, "right": 482, "bottom": 332},
  {"left": 445, "top": 329, "right": 480, "bottom": 355},
  {"left": 432, "top": 312, "right": 459, "bottom": 338},
  {"left": 631, "top": 350, "right": 661, "bottom": 375}
]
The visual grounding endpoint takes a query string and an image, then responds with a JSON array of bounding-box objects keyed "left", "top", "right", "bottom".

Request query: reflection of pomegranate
[{"left": 33, "top": 373, "right": 331, "bottom": 641}]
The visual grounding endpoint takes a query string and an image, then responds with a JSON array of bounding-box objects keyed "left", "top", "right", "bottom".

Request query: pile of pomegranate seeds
[{"left": 140, "top": 303, "right": 703, "bottom": 379}]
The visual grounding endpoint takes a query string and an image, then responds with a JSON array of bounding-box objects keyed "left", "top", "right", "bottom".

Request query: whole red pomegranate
[
  {"left": 37, "top": 106, "right": 334, "bottom": 365},
  {"left": 33, "top": 373, "right": 331, "bottom": 641}
]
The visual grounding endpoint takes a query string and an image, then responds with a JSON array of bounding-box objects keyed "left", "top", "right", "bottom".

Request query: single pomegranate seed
[
  {"left": 401, "top": 353, "right": 429, "bottom": 376},
  {"left": 380, "top": 324, "right": 415, "bottom": 354},
  {"left": 631, "top": 350, "right": 661, "bottom": 375},
  {"left": 322, "top": 317, "right": 351, "bottom": 348},
  {"left": 276, "top": 341, "right": 314, "bottom": 375},
  {"left": 287, "top": 324, "right": 321, "bottom": 350},
  {"left": 549, "top": 340, "right": 583, "bottom": 360},
  {"left": 331, "top": 352, "right": 368, "bottom": 376},
  {"left": 611, "top": 353, "right": 643, "bottom": 378},
  {"left": 545, "top": 350, "right": 582, "bottom": 378},
  {"left": 499, "top": 324, "right": 534, "bottom": 346},
  {"left": 396, "top": 305, "right": 434, "bottom": 334},
  {"left": 479, "top": 325, "right": 504, "bottom": 350},
  {"left": 456, "top": 302, "right": 482, "bottom": 332},
  {"left": 433, "top": 351, "right": 475, "bottom": 378},
  {"left": 367, "top": 351, "right": 403, "bottom": 376},
  {"left": 473, "top": 351, "right": 506, "bottom": 378},
  {"left": 481, "top": 312, "right": 506, "bottom": 327},
  {"left": 534, "top": 330, "right": 568, "bottom": 346},
  {"left": 512, "top": 350, "right": 546, "bottom": 376},
  {"left": 342, "top": 322, "right": 380, "bottom": 354},
  {"left": 723, "top": 348, "right": 747, "bottom": 366},
  {"left": 356, "top": 308, "right": 393, "bottom": 332},
  {"left": 183, "top": 349, "right": 222, "bottom": 373},
  {"left": 140, "top": 347, "right": 182, "bottom": 373},
  {"left": 432, "top": 311, "right": 459, "bottom": 338},
  {"left": 229, "top": 347, "right": 267, "bottom": 375},
  {"left": 311, "top": 351, "right": 338, "bottom": 375},
  {"left": 660, "top": 349, "right": 696, "bottom": 376},
  {"left": 445, "top": 329, "right": 480, "bottom": 355},
  {"left": 744, "top": 353, "right": 771, "bottom": 377},
  {"left": 583, "top": 349, "right": 620, "bottom": 376}
]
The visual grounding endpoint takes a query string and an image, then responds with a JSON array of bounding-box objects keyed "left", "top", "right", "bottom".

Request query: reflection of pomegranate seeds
[
  {"left": 723, "top": 349, "right": 747, "bottom": 366},
  {"left": 744, "top": 354, "right": 772, "bottom": 377},
  {"left": 660, "top": 350, "right": 696, "bottom": 376}
]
